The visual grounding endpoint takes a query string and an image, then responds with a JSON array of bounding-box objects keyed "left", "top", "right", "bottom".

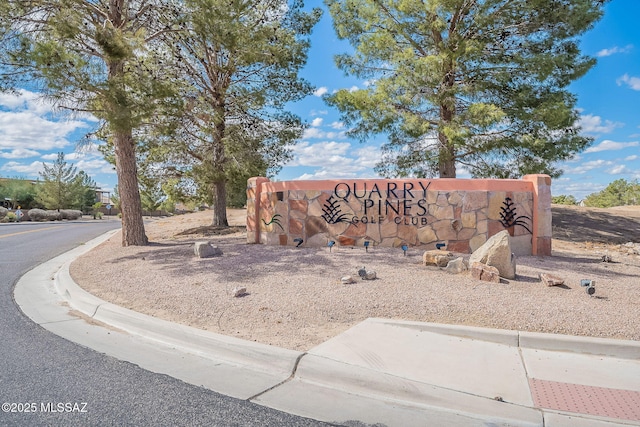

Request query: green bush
[
  {"left": 584, "top": 179, "right": 640, "bottom": 208},
  {"left": 1, "top": 211, "right": 17, "bottom": 222},
  {"left": 552, "top": 195, "right": 578, "bottom": 205}
]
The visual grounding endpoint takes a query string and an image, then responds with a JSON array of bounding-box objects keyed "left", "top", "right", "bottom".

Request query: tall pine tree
[
  {"left": 141, "top": 0, "right": 321, "bottom": 226},
  {"left": 325, "top": 0, "right": 607, "bottom": 179},
  {"left": 0, "top": 0, "right": 178, "bottom": 245}
]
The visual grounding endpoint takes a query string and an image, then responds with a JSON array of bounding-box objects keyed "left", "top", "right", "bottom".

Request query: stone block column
[
  {"left": 523, "top": 174, "right": 552, "bottom": 256},
  {"left": 246, "top": 177, "right": 270, "bottom": 244}
]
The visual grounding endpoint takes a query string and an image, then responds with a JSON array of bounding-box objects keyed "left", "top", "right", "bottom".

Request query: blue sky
[{"left": 1, "top": 0, "right": 638, "bottom": 201}]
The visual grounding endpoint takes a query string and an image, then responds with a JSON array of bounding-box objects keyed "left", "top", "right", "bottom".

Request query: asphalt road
[{"left": 0, "top": 220, "right": 331, "bottom": 426}]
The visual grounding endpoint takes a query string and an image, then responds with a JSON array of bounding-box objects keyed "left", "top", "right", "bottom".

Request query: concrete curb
[
  {"left": 367, "top": 318, "right": 640, "bottom": 360},
  {"left": 14, "top": 230, "right": 640, "bottom": 427},
  {"left": 14, "top": 230, "right": 303, "bottom": 401},
  {"left": 54, "top": 256, "right": 302, "bottom": 376}
]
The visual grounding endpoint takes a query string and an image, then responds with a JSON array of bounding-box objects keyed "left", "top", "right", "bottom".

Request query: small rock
[
  {"left": 232, "top": 287, "right": 247, "bottom": 297},
  {"left": 358, "top": 267, "right": 367, "bottom": 278},
  {"left": 357, "top": 267, "right": 376, "bottom": 280},
  {"left": 539, "top": 273, "right": 565, "bottom": 287},
  {"left": 423, "top": 250, "right": 455, "bottom": 267},
  {"left": 194, "top": 241, "right": 223, "bottom": 258},
  {"left": 445, "top": 257, "right": 468, "bottom": 274},
  {"left": 601, "top": 252, "right": 612, "bottom": 263},
  {"left": 341, "top": 276, "right": 356, "bottom": 284},
  {"left": 471, "top": 262, "right": 500, "bottom": 283}
]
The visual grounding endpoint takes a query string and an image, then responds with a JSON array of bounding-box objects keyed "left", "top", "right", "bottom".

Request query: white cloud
[
  {"left": 348, "top": 86, "right": 359, "bottom": 92},
  {"left": 564, "top": 159, "right": 613, "bottom": 174},
  {"left": 0, "top": 111, "right": 88, "bottom": 151},
  {"left": 41, "top": 153, "right": 60, "bottom": 161},
  {"left": 0, "top": 89, "right": 94, "bottom": 154},
  {"left": 354, "top": 147, "right": 382, "bottom": 169},
  {"left": 291, "top": 141, "right": 352, "bottom": 167},
  {"left": 584, "top": 140, "right": 639, "bottom": 153},
  {"left": 36, "top": 150, "right": 115, "bottom": 176},
  {"left": 608, "top": 164, "right": 631, "bottom": 175},
  {"left": 296, "top": 169, "right": 360, "bottom": 180},
  {"left": 552, "top": 180, "right": 606, "bottom": 200},
  {"left": 313, "top": 86, "right": 328, "bottom": 97},
  {"left": 0, "top": 89, "right": 65, "bottom": 117},
  {"left": 330, "top": 121, "right": 345, "bottom": 130},
  {"left": 75, "top": 158, "right": 115, "bottom": 174},
  {"left": 1, "top": 160, "right": 44, "bottom": 175},
  {"left": 625, "top": 155, "right": 638, "bottom": 161},
  {"left": 578, "top": 114, "right": 623, "bottom": 134},
  {"left": 302, "top": 126, "right": 347, "bottom": 140},
  {"left": 302, "top": 127, "right": 324, "bottom": 139},
  {"left": 287, "top": 140, "right": 384, "bottom": 180},
  {"left": 617, "top": 74, "right": 640, "bottom": 91},
  {"left": 311, "top": 117, "right": 323, "bottom": 127},
  {"left": 596, "top": 44, "right": 633, "bottom": 57},
  {"left": 0, "top": 149, "right": 40, "bottom": 159}
]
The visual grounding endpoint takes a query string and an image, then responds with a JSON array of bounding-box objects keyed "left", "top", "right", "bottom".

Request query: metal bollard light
[{"left": 580, "top": 279, "right": 596, "bottom": 296}]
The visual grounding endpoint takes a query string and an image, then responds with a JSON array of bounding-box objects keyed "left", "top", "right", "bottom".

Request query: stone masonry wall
[{"left": 247, "top": 176, "right": 552, "bottom": 256}]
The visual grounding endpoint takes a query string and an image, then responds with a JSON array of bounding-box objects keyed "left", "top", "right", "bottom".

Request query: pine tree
[
  {"left": 37, "top": 153, "right": 80, "bottom": 210},
  {"left": 0, "top": 1, "right": 179, "bottom": 245},
  {"left": 141, "top": 0, "right": 321, "bottom": 226},
  {"left": 325, "top": 0, "right": 606, "bottom": 179}
]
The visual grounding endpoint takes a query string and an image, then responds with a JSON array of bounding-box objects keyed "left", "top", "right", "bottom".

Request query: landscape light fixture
[
  {"left": 328, "top": 240, "right": 335, "bottom": 252},
  {"left": 401, "top": 244, "right": 408, "bottom": 256},
  {"left": 580, "top": 279, "right": 596, "bottom": 296},
  {"left": 294, "top": 238, "right": 304, "bottom": 248},
  {"left": 364, "top": 240, "right": 370, "bottom": 253},
  {"left": 436, "top": 242, "right": 446, "bottom": 250}
]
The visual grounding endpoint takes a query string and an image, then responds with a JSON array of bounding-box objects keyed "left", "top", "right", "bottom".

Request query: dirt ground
[
  {"left": 70, "top": 204, "right": 640, "bottom": 351},
  {"left": 551, "top": 204, "right": 640, "bottom": 245}
]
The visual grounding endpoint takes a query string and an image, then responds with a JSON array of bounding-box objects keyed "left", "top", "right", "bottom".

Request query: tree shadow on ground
[{"left": 552, "top": 206, "right": 640, "bottom": 244}]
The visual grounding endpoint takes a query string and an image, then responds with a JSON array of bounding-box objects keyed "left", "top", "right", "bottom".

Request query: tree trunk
[
  {"left": 438, "top": 56, "right": 457, "bottom": 179},
  {"left": 438, "top": 105, "right": 457, "bottom": 178},
  {"left": 211, "top": 180, "right": 228, "bottom": 226},
  {"left": 210, "top": 98, "right": 228, "bottom": 227},
  {"left": 115, "top": 130, "right": 148, "bottom": 246},
  {"left": 103, "top": 2, "right": 147, "bottom": 247}
]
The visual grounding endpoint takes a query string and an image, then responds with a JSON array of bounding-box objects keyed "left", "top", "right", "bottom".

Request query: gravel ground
[{"left": 70, "top": 208, "right": 640, "bottom": 351}]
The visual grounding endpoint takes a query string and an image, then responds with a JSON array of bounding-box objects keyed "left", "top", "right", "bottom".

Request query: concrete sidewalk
[{"left": 15, "top": 231, "right": 640, "bottom": 427}]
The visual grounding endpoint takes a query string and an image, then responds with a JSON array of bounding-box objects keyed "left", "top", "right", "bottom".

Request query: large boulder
[{"left": 468, "top": 230, "right": 516, "bottom": 279}]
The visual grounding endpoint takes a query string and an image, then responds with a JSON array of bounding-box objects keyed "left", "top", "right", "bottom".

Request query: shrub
[
  {"left": 45, "top": 210, "right": 62, "bottom": 221},
  {"left": 28, "top": 208, "right": 48, "bottom": 221},
  {"left": 0, "top": 206, "right": 7, "bottom": 219},
  {"left": 28, "top": 209, "right": 63, "bottom": 221},
  {"left": 60, "top": 209, "right": 83, "bottom": 220},
  {"left": 1, "top": 211, "right": 17, "bottom": 223},
  {"left": 94, "top": 211, "right": 103, "bottom": 220}
]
